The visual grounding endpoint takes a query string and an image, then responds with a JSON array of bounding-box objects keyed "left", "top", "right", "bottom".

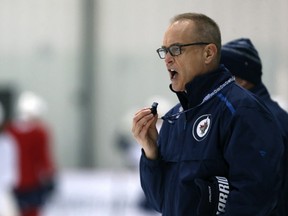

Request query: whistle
[{"left": 150, "top": 102, "right": 158, "bottom": 116}]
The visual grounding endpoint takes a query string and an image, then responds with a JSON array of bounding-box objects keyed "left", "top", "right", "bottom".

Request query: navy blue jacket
[
  {"left": 140, "top": 66, "right": 284, "bottom": 216},
  {"left": 250, "top": 83, "right": 288, "bottom": 216}
]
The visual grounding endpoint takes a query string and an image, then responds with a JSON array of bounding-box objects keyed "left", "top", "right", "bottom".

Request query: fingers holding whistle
[
  {"left": 132, "top": 102, "right": 159, "bottom": 160},
  {"left": 131, "top": 103, "right": 159, "bottom": 159},
  {"left": 132, "top": 102, "right": 159, "bottom": 135}
]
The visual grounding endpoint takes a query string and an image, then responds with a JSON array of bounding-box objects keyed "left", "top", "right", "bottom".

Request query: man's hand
[{"left": 132, "top": 107, "right": 159, "bottom": 160}]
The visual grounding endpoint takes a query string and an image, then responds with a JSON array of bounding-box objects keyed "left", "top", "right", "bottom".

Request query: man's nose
[{"left": 165, "top": 52, "right": 174, "bottom": 65}]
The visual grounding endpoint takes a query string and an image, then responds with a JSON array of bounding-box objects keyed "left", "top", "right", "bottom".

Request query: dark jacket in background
[{"left": 250, "top": 82, "right": 288, "bottom": 216}]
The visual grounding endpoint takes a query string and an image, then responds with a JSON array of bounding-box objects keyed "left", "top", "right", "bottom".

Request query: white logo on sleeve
[
  {"left": 216, "top": 176, "right": 230, "bottom": 215},
  {"left": 192, "top": 114, "right": 212, "bottom": 141}
]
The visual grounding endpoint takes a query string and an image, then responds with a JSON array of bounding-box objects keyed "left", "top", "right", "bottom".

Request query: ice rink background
[{"left": 43, "top": 170, "right": 161, "bottom": 216}]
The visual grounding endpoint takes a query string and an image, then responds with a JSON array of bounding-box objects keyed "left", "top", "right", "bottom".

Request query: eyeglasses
[{"left": 156, "top": 42, "right": 211, "bottom": 59}]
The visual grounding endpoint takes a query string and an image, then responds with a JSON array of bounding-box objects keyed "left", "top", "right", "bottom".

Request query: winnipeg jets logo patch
[{"left": 192, "top": 114, "right": 212, "bottom": 141}]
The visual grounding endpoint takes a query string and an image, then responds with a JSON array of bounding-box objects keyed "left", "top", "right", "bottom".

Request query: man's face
[{"left": 163, "top": 20, "right": 206, "bottom": 92}]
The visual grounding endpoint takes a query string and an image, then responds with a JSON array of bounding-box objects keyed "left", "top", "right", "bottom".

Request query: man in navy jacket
[
  {"left": 132, "top": 13, "right": 284, "bottom": 215},
  {"left": 221, "top": 38, "right": 288, "bottom": 216}
]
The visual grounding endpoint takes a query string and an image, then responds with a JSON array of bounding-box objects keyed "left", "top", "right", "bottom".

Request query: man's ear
[{"left": 204, "top": 44, "right": 217, "bottom": 63}]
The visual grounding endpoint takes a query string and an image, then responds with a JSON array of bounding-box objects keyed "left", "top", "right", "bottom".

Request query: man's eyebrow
[{"left": 162, "top": 43, "right": 180, "bottom": 48}]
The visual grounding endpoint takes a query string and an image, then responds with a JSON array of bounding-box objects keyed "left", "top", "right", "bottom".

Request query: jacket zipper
[{"left": 167, "top": 116, "right": 188, "bottom": 215}]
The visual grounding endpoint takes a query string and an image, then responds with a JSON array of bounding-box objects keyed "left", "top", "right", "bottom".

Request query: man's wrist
[{"left": 142, "top": 148, "right": 158, "bottom": 160}]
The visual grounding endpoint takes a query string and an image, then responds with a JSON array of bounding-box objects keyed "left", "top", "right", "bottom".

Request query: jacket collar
[{"left": 170, "top": 65, "right": 233, "bottom": 110}]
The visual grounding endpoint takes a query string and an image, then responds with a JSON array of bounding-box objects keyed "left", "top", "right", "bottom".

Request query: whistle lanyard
[{"left": 161, "top": 76, "right": 235, "bottom": 124}]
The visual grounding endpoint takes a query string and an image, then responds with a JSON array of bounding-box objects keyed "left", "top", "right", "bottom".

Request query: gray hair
[{"left": 171, "top": 13, "right": 222, "bottom": 59}]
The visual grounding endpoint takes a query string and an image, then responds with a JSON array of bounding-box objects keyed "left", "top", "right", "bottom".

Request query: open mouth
[{"left": 169, "top": 69, "right": 178, "bottom": 80}]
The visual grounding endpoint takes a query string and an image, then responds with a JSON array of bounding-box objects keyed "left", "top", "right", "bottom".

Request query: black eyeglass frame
[{"left": 156, "top": 42, "right": 211, "bottom": 59}]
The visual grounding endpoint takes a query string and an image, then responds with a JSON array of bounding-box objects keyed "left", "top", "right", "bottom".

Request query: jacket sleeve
[
  {"left": 139, "top": 149, "right": 164, "bottom": 213},
  {"left": 222, "top": 107, "right": 284, "bottom": 216}
]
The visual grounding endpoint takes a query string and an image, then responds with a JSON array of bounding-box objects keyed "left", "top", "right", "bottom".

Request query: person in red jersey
[{"left": 7, "top": 91, "right": 56, "bottom": 216}]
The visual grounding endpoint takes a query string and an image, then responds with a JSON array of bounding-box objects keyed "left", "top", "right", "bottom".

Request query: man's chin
[{"left": 171, "top": 83, "right": 185, "bottom": 92}]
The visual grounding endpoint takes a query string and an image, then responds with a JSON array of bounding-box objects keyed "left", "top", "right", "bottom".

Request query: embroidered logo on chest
[{"left": 192, "top": 114, "right": 212, "bottom": 141}]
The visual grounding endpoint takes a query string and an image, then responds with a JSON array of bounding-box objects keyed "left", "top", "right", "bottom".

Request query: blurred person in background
[
  {"left": 0, "top": 102, "right": 19, "bottom": 216},
  {"left": 132, "top": 12, "right": 284, "bottom": 215},
  {"left": 221, "top": 38, "right": 288, "bottom": 216},
  {"left": 6, "top": 91, "right": 56, "bottom": 216}
]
